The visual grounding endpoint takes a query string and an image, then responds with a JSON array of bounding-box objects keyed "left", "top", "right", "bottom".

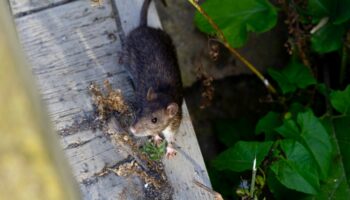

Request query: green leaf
[
  {"left": 267, "top": 169, "right": 308, "bottom": 199},
  {"left": 311, "top": 23, "right": 345, "bottom": 53},
  {"left": 333, "top": 116, "right": 350, "bottom": 184},
  {"left": 141, "top": 141, "right": 166, "bottom": 161},
  {"left": 316, "top": 117, "right": 350, "bottom": 199},
  {"left": 298, "top": 110, "right": 333, "bottom": 179},
  {"left": 194, "top": 0, "right": 277, "bottom": 48},
  {"left": 270, "top": 140, "right": 320, "bottom": 194},
  {"left": 331, "top": 0, "right": 350, "bottom": 24},
  {"left": 275, "top": 119, "right": 300, "bottom": 139},
  {"left": 276, "top": 110, "right": 332, "bottom": 179},
  {"left": 308, "top": 0, "right": 332, "bottom": 18},
  {"left": 330, "top": 85, "right": 350, "bottom": 114},
  {"left": 317, "top": 179, "right": 350, "bottom": 200},
  {"left": 268, "top": 69, "right": 295, "bottom": 94},
  {"left": 308, "top": 0, "right": 350, "bottom": 24},
  {"left": 212, "top": 141, "right": 273, "bottom": 172},
  {"left": 288, "top": 103, "right": 306, "bottom": 119},
  {"left": 255, "top": 111, "right": 282, "bottom": 139},
  {"left": 268, "top": 61, "right": 317, "bottom": 94},
  {"left": 271, "top": 160, "right": 318, "bottom": 195}
]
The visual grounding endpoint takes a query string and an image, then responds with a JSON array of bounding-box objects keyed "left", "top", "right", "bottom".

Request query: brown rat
[{"left": 122, "top": 0, "right": 183, "bottom": 158}]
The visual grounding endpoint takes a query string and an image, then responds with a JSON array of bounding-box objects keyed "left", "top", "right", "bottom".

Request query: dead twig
[
  {"left": 195, "top": 63, "right": 214, "bottom": 109},
  {"left": 193, "top": 179, "right": 223, "bottom": 200}
]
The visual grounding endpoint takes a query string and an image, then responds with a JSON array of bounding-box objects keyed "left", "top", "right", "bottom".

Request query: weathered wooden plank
[
  {"left": 12, "top": 0, "right": 214, "bottom": 199},
  {"left": 15, "top": 0, "right": 132, "bottom": 128},
  {"left": 114, "top": 0, "right": 161, "bottom": 34},
  {"left": 9, "top": 0, "right": 66, "bottom": 16},
  {"left": 13, "top": 1, "right": 143, "bottom": 199},
  {"left": 163, "top": 104, "right": 213, "bottom": 199},
  {"left": 114, "top": 0, "right": 213, "bottom": 199}
]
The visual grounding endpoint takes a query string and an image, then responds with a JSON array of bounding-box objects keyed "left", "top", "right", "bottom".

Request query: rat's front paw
[
  {"left": 153, "top": 134, "right": 163, "bottom": 145},
  {"left": 166, "top": 146, "right": 177, "bottom": 159}
]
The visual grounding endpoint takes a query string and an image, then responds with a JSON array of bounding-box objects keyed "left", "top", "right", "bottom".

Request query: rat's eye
[{"left": 151, "top": 117, "right": 157, "bottom": 123}]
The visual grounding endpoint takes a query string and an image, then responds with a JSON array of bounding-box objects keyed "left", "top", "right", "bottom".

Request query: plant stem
[
  {"left": 250, "top": 157, "right": 257, "bottom": 198},
  {"left": 187, "top": 0, "right": 277, "bottom": 95}
]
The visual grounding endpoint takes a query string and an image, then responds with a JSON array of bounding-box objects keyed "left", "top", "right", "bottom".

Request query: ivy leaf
[
  {"left": 297, "top": 110, "right": 332, "bottom": 179},
  {"left": 212, "top": 141, "right": 273, "bottom": 172},
  {"left": 270, "top": 140, "right": 320, "bottom": 195},
  {"left": 308, "top": 0, "right": 350, "bottom": 24},
  {"left": 255, "top": 111, "right": 282, "bottom": 140},
  {"left": 311, "top": 23, "right": 345, "bottom": 53},
  {"left": 308, "top": 0, "right": 349, "bottom": 53},
  {"left": 288, "top": 103, "right": 306, "bottom": 119},
  {"left": 276, "top": 110, "right": 332, "bottom": 179},
  {"left": 317, "top": 117, "right": 350, "bottom": 199},
  {"left": 268, "top": 61, "right": 317, "bottom": 94},
  {"left": 330, "top": 85, "right": 350, "bottom": 114},
  {"left": 275, "top": 119, "right": 300, "bottom": 139},
  {"left": 331, "top": 0, "right": 350, "bottom": 24},
  {"left": 267, "top": 169, "right": 308, "bottom": 199},
  {"left": 333, "top": 116, "right": 350, "bottom": 183},
  {"left": 194, "top": 0, "right": 277, "bottom": 48},
  {"left": 307, "top": 0, "right": 332, "bottom": 19}
]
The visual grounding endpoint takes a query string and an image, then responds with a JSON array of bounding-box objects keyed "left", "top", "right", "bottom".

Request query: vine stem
[
  {"left": 250, "top": 157, "right": 257, "bottom": 198},
  {"left": 187, "top": 0, "right": 277, "bottom": 94}
]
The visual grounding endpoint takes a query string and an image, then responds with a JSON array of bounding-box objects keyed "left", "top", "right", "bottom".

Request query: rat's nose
[{"left": 129, "top": 126, "right": 136, "bottom": 134}]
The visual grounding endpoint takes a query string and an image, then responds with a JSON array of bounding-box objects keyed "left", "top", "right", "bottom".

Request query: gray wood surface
[
  {"left": 10, "top": 0, "right": 213, "bottom": 199},
  {"left": 9, "top": 0, "right": 65, "bottom": 16}
]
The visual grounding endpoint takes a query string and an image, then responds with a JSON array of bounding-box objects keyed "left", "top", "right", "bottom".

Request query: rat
[{"left": 122, "top": 0, "right": 183, "bottom": 158}]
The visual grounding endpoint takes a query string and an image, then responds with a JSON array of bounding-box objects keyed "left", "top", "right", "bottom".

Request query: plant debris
[
  {"left": 108, "top": 160, "right": 164, "bottom": 189},
  {"left": 89, "top": 80, "right": 135, "bottom": 128},
  {"left": 89, "top": 80, "right": 129, "bottom": 118},
  {"left": 90, "top": 0, "right": 104, "bottom": 7},
  {"left": 195, "top": 64, "right": 214, "bottom": 109},
  {"left": 278, "top": 0, "right": 312, "bottom": 68},
  {"left": 89, "top": 81, "right": 173, "bottom": 199},
  {"left": 193, "top": 179, "right": 223, "bottom": 200},
  {"left": 208, "top": 39, "right": 220, "bottom": 61}
]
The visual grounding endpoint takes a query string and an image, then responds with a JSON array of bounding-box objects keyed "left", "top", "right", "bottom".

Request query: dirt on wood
[{"left": 88, "top": 80, "right": 174, "bottom": 199}]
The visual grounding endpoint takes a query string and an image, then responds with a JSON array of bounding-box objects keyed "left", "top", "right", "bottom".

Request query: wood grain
[
  {"left": 13, "top": 1, "right": 142, "bottom": 199},
  {"left": 12, "top": 0, "right": 214, "bottom": 199},
  {"left": 9, "top": 0, "right": 66, "bottom": 16}
]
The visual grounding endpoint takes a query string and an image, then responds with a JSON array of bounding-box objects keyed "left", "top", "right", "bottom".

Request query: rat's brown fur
[{"left": 122, "top": 0, "right": 183, "bottom": 152}]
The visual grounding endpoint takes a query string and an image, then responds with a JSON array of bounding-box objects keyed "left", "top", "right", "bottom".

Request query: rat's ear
[
  {"left": 147, "top": 87, "right": 157, "bottom": 101},
  {"left": 166, "top": 103, "right": 179, "bottom": 118}
]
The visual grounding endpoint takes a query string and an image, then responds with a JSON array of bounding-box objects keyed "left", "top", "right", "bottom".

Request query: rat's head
[{"left": 129, "top": 87, "right": 179, "bottom": 136}]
